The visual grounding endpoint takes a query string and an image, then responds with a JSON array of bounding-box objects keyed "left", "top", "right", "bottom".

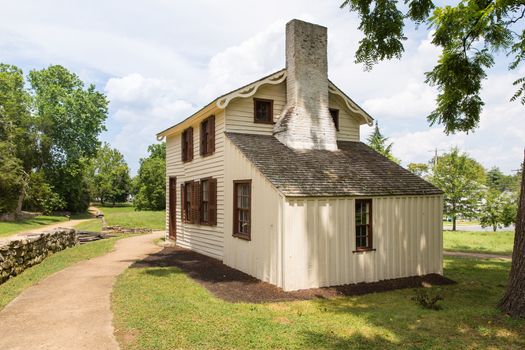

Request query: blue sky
[{"left": 2, "top": 0, "right": 524, "bottom": 175}]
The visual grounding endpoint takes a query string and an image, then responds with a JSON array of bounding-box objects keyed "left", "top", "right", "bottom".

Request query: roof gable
[{"left": 157, "top": 69, "right": 373, "bottom": 139}]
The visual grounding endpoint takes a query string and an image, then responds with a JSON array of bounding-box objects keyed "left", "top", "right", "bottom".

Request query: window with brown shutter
[
  {"left": 233, "top": 180, "right": 251, "bottom": 240},
  {"left": 190, "top": 181, "right": 200, "bottom": 224},
  {"left": 199, "top": 177, "right": 217, "bottom": 226},
  {"left": 181, "top": 182, "right": 192, "bottom": 223},
  {"left": 329, "top": 108, "right": 339, "bottom": 131},
  {"left": 200, "top": 115, "right": 215, "bottom": 157},
  {"left": 208, "top": 178, "right": 217, "bottom": 226},
  {"left": 181, "top": 127, "right": 194, "bottom": 162},
  {"left": 355, "top": 199, "right": 373, "bottom": 251},
  {"left": 253, "top": 98, "right": 273, "bottom": 124}
]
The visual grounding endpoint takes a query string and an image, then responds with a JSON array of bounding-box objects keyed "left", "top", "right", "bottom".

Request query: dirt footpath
[{"left": 0, "top": 231, "right": 164, "bottom": 350}]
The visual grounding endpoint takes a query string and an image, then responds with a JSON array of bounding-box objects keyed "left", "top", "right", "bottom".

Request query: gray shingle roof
[{"left": 225, "top": 132, "right": 442, "bottom": 197}]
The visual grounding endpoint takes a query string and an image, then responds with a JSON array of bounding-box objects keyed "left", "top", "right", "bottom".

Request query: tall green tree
[
  {"left": 0, "top": 64, "right": 36, "bottom": 216},
  {"left": 479, "top": 189, "right": 517, "bottom": 232},
  {"left": 339, "top": 0, "right": 525, "bottom": 319},
  {"left": 430, "top": 147, "right": 486, "bottom": 231},
  {"left": 87, "top": 143, "right": 131, "bottom": 206},
  {"left": 28, "top": 65, "right": 108, "bottom": 213},
  {"left": 133, "top": 143, "right": 166, "bottom": 211},
  {"left": 0, "top": 64, "right": 108, "bottom": 215},
  {"left": 367, "top": 121, "right": 400, "bottom": 163}
]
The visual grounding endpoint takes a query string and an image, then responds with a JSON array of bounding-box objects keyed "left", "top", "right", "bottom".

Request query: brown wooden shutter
[
  {"left": 190, "top": 181, "right": 200, "bottom": 224},
  {"left": 207, "top": 116, "right": 215, "bottom": 155},
  {"left": 200, "top": 121, "right": 205, "bottom": 156},
  {"left": 181, "top": 131, "right": 186, "bottom": 162},
  {"left": 188, "top": 127, "right": 194, "bottom": 161},
  {"left": 208, "top": 178, "right": 217, "bottom": 226},
  {"left": 180, "top": 183, "right": 186, "bottom": 222}
]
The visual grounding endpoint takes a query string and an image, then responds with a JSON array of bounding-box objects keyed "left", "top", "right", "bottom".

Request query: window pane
[
  {"left": 202, "top": 181, "right": 209, "bottom": 201},
  {"left": 255, "top": 101, "right": 271, "bottom": 121}
]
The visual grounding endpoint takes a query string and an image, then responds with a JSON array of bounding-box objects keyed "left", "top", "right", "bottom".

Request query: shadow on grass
[{"left": 301, "top": 330, "right": 398, "bottom": 350}]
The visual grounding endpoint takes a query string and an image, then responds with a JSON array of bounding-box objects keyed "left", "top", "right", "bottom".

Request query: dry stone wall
[{"left": 0, "top": 228, "right": 78, "bottom": 284}]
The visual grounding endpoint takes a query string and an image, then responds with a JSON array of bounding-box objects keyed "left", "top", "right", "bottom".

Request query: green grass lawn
[
  {"left": 0, "top": 215, "right": 68, "bottom": 238},
  {"left": 0, "top": 235, "right": 126, "bottom": 310},
  {"left": 444, "top": 230, "right": 515, "bottom": 255},
  {"left": 112, "top": 257, "right": 524, "bottom": 350},
  {"left": 75, "top": 205, "right": 165, "bottom": 232}
]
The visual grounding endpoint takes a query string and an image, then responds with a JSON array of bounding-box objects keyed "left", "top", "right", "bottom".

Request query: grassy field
[
  {"left": 0, "top": 236, "right": 125, "bottom": 310},
  {"left": 75, "top": 205, "right": 165, "bottom": 232},
  {"left": 112, "top": 257, "right": 524, "bottom": 350},
  {"left": 444, "top": 230, "right": 514, "bottom": 255},
  {"left": 0, "top": 216, "right": 68, "bottom": 238}
]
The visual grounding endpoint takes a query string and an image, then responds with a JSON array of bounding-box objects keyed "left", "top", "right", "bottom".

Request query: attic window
[
  {"left": 355, "top": 199, "right": 373, "bottom": 251},
  {"left": 253, "top": 98, "right": 273, "bottom": 124},
  {"left": 329, "top": 108, "right": 339, "bottom": 131}
]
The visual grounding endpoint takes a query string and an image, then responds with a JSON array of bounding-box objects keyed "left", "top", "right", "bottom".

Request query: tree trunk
[
  {"left": 452, "top": 215, "right": 457, "bottom": 231},
  {"left": 15, "top": 191, "right": 24, "bottom": 220},
  {"left": 493, "top": 224, "right": 497, "bottom": 232},
  {"left": 499, "top": 149, "right": 525, "bottom": 318}
]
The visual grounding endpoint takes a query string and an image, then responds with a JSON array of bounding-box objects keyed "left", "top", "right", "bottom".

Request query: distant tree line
[{"left": 368, "top": 123, "right": 521, "bottom": 232}]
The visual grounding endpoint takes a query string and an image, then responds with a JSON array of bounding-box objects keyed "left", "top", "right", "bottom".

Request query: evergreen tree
[{"left": 366, "top": 121, "right": 400, "bottom": 163}]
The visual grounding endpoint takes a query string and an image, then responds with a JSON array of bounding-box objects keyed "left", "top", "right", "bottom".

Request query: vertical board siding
[
  {"left": 224, "top": 81, "right": 363, "bottom": 141},
  {"left": 223, "top": 138, "right": 283, "bottom": 286},
  {"left": 165, "top": 111, "right": 226, "bottom": 260},
  {"left": 282, "top": 195, "right": 443, "bottom": 291}
]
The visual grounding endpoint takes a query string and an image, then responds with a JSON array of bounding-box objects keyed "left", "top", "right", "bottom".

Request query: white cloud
[
  {"left": 104, "top": 74, "right": 195, "bottom": 173},
  {"left": 198, "top": 21, "right": 286, "bottom": 101},
  {"left": 2, "top": 1, "right": 524, "bottom": 176}
]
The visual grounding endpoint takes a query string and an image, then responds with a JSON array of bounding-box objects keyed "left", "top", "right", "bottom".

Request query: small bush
[{"left": 412, "top": 288, "right": 444, "bottom": 310}]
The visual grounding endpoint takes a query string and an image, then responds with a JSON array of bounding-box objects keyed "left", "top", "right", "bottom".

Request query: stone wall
[{"left": 0, "top": 229, "right": 78, "bottom": 284}]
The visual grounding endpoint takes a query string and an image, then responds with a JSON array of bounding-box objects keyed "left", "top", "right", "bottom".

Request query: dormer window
[
  {"left": 254, "top": 98, "right": 273, "bottom": 124},
  {"left": 181, "top": 127, "right": 193, "bottom": 162},
  {"left": 329, "top": 108, "right": 339, "bottom": 131}
]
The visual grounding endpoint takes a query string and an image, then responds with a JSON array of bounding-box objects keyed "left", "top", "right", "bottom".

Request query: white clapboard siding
[
  {"left": 225, "top": 83, "right": 287, "bottom": 135},
  {"left": 165, "top": 111, "right": 226, "bottom": 260},
  {"left": 225, "top": 80, "right": 362, "bottom": 141},
  {"left": 329, "top": 94, "right": 361, "bottom": 141},
  {"left": 223, "top": 138, "right": 284, "bottom": 287},
  {"left": 282, "top": 195, "right": 443, "bottom": 291}
]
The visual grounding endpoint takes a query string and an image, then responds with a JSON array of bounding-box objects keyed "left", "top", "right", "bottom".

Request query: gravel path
[
  {"left": 0, "top": 231, "right": 164, "bottom": 350},
  {"left": 444, "top": 251, "right": 512, "bottom": 260}
]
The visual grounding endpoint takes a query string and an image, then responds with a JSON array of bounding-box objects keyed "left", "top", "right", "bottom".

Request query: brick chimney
[{"left": 273, "top": 19, "right": 338, "bottom": 151}]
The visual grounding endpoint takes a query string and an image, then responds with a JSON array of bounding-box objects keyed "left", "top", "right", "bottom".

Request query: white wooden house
[{"left": 157, "top": 19, "right": 443, "bottom": 291}]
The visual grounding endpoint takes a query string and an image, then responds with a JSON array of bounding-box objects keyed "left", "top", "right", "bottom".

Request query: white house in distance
[{"left": 157, "top": 19, "right": 444, "bottom": 292}]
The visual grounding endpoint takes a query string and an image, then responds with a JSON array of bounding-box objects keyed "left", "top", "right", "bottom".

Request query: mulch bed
[{"left": 131, "top": 245, "right": 456, "bottom": 303}]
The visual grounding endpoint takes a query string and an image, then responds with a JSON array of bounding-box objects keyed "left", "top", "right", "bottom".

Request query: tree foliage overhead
[
  {"left": 366, "top": 121, "right": 400, "bottom": 163},
  {"left": 133, "top": 143, "right": 166, "bottom": 211},
  {"left": 340, "top": 0, "right": 525, "bottom": 134}
]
